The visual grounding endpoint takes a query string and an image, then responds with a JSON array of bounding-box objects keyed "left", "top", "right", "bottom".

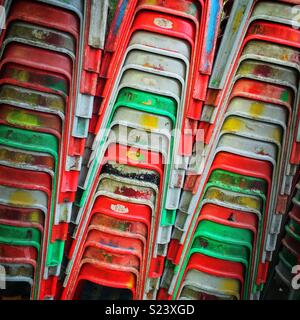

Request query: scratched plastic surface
[
  {"left": 251, "top": 1, "right": 300, "bottom": 27},
  {"left": 221, "top": 116, "right": 283, "bottom": 147},
  {"left": 0, "top": 204, "right": 44, "bottom": 232},
  {"left": 132, "top": 10, "right": 196, "bottom": 45},
  {"left": 97, "top": 178, "right": 156, "bottom": 204},
  {"left": 189, "top": 234, "right": 249, "bottom": 268},
  {"left": 0, "top": 85, "right": 65, "bottom": 119},
  {"left": 112, "top": 107, "right": 173, "bottom": 134},
  {"left": 180, "top": 285, "right": 235, "bottom": 300},
  {"left": 202, "top": 169, "right": 266, "bottom": 220},
  {"left": 217, "top": 134, "right": 277, "bottom": 165},
  {"left": 91, "top": 195, "right": 152, "bottom": 229},
  {"left": 85, "top": 229, "right": 144, "bottom": 262},
  {"left": 0, "top": 43, "right": 73, "bottom": 84},
  {"left": 6, "top": 0, "right": 80, "bottom": 36},
  {"left": 129, "top": 31, "right": 191, "bottom": 61},
  {"left": 106, "top": 125, "right": 170, "bottom": 161},
  {"left": 192, "top": 220, "right": 253, "bottom": 258},
  {"left": 137, "top": 0, "right": 200, "bottom": 22},
  {"left": 246, "top": 21, "right": 300, "bottom": 48},
  {"left": 242, "top": 41, "right": 300, "bottom": 72},
  {"left": 102, "top": 161, "right": 160, "bottom": 186},
  {"left": 183, "top": 252, "right": 245, "bottom": 287},
  {"left": 125, "top": 49, "right": 186, "bottom": 82},
  {"left": 195, "top": 203, "right": 258, "bottom": 236},
  {"left": 0, "top": 244, "right": 37, "bottom": 262},
  {"left": 236, "top": 60, "right": 298, "bottom": 92},
  {"left": 0, "top": 125, "right": 58, "bottom": 163},
  {"left": 83, "top": 246, "right": 140, "bottom": 272},
  {"left": 90, "top": 214, "right": 148, "bottom": 241},
  {"left": 2, "top": 21, "right": 76, "bottom": 59},
  {"left": 1, "top": 105, "right": 62, "bottom": 139},
  {"left": 231, "top": 79, "right": 294, "bottom": 109},
  {"left": 76, "top": 263, "right": 136, "bottom": 298},
  {"left": 0, "top": 185, "right": 48, "bottom": 216},
  {"left": 226, "top": 98, "right": 288, "bottom": 138},
  {"left": 0, "top": 146, "right": 55, "bottom": 175},
  {"left": 113, "top": 88, "right": 177, "bottom": 125},
  {"left": 208, "top": 169, "right": 267, "bottom": 198},
  {"left": 226, "top": 97, "right": 288, "bottom": 129},
  {"left": 120, "top": 69, "right": 182, "bottom": 103},
  {"left": 2, "top": 263, "right": 34, "bottom": 279},
  {"left": 1, "top": 64, "right": 69, "bottom": 96},
  {"left": 0, "top": 224, "right": 41, "bottom": 252},
  {"left": 181, "top": 269, "right": 241, "bottom": 300},
  {"left": 203, "top": 186, "right": 263, "bottom": 218}
]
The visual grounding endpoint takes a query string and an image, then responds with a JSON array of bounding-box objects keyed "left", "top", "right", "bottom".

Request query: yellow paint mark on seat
[
  {"left": 222, "top": 118, "right": 243, "bottom": 132},
  {"left": 9, "top": 190, "right": 36, "bottom": 206},
  {"left": 140, "top": 114, "right": 158, "bottom": 129},
  {"left": 250, "top": 102, "right": 264, "bottom": 117}
]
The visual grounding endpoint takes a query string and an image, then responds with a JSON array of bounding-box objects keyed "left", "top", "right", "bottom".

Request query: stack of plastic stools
[
  {"left": 163, "top": 0, "right": 300, "bottom": 300},
  {"left": 0, "top": 0, "right": 107, "bottom": 300},
  {"left": 62, "top": 0, "right": 222, "bottom": 300}
]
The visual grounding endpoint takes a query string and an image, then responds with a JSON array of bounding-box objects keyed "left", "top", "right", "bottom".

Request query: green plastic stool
[
  {"left": 0, "top": 224, "right": 41, "bottom": 299},
  {"left": 0, "top": 125, "right": 64, "bottom": 271}
]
